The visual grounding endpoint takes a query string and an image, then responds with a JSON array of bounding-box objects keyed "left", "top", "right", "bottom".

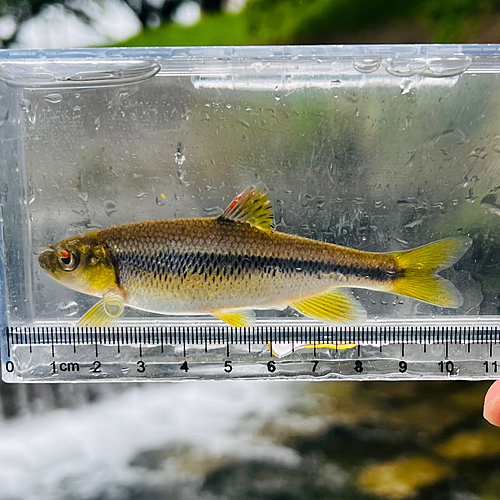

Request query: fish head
[{"left": 38, "top": 235, "right": 117, "bottom": 296}]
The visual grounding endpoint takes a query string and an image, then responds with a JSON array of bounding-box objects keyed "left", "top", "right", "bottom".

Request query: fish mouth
[{"left": 38, "top": 250, "right": 54, "bottom": 272}]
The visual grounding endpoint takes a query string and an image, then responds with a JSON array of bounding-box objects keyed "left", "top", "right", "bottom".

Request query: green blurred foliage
[
  {"left": 122, "top": 0, "right": 500, "bottom": 47},
  {"left": 420, "top": 0, "right": 500, "bottom": 42}
]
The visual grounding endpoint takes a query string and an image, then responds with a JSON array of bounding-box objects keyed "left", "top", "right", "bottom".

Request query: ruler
[{"left": 2, "top": 319, "right": 500, "bottom": 382}]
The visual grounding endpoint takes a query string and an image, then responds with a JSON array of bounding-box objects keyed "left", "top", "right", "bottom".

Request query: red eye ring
[{"left": 57, "top": 249, "right": 78, "bottom": 271}]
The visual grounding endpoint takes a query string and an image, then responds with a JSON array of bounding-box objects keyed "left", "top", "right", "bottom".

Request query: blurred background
[
  {"left": 0, "top": 0, "right": 499, "bottom": 48},
  {"left": 2, "top": 1, "right": 500, "bottom": 500}
]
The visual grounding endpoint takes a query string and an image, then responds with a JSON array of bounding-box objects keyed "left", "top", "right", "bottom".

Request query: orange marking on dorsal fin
[{"left": 220, "top": 186, "right": 275, "bottom": 232}]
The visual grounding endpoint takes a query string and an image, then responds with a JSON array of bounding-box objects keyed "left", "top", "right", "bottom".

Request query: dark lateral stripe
[{"left": 115, "top": 250, "right": 393, "bottom": 282}]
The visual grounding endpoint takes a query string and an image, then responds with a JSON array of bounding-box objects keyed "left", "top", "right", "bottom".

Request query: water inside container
[{"left": 0, "top": 46, "right": 499, "bottom": 335}]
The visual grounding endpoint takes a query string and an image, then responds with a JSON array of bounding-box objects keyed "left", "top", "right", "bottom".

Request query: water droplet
[
  {"left": 396, "top": 198, "right": 427, "bottom": 209},
  {"left": 175, "top": 142, "right": 185, "bottom": 167},
  {"left": 156, "top": 193, "right": 166, "bottom": 206},
  {"left": 20, "top": 98, "right": 31, "bottom": 113},
  {"left": 400, "top": 79, "right": 413, "bottom": 95},
  {"left": 403, "top": 218, "right": 422, "bottom": 229},
  {"left": 0, "top": 106, "right": 9, "bottom": 125},
  {"left": 20, "top": 97, "right": 37, "bottom": 124},
  {"left": 252, "top": 62, "right": 266, "bottom": 73},
  {"left": 386, "top": 58, "right": 426, "bottom": 77},
  {"left": 353, "top": 57, "right": 380, "bottom": 73},
  {"left": 394, "top": 237, "right": 409, "bottom": 247},
  {"left": 203, "top": 206, "right": 223, "bottom": 216},
  {"left": 94, "top": 116, "right": 101, "bottom": 130},
  {"left": 135, "top": 192, "right": 147, "bottom": 199},
  {"left": 481, "top": 194, "right": 500, "bottom": 216},
  {"left": 177, "top": 169, "right": 190, "bottom": 187},
  {"left": 43, "top": 93, "right": 62, "bottom": 104},
  {"left": 237, "top": 118, "right": 250, "bottom": 128},
  {"left": 79, "top": 192, "right": 88, "bottom": 203},
  {"left": 57, "top": 301, "right": 79, "bottom": 317},
  {"left": 468, "top": 147, "right": 487, "bottom": 160},
  {"left": 424, "top": 57, "right": 471, "bottom": 77},
  {"left": 27, "top": 185, "right": 35, "bottom": 205},
  {"left": 430, "top": 202, "right": 445, "bottom": 210},
  {"left": 466, "top": 188, "right": 477, "bottom": 203},
  {"left": 0, "top": 183, "right": 8, "bottom": 204},
  {"left": 104, "top": 200, "right": 117, "bottom": 216}
]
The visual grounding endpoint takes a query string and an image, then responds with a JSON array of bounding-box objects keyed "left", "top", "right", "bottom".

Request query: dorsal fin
[{"left": 220, "top": 187, "right": 275, "bottom": 231}]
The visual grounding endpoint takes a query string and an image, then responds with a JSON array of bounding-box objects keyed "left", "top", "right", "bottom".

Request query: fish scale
[{"left": 97, "top": 218, "right": 391, "bottom": 314}]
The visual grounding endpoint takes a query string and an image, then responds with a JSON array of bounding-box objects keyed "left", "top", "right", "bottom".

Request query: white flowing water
[{"left": 0, "top": 382, "right": 299, "bottom": 500}]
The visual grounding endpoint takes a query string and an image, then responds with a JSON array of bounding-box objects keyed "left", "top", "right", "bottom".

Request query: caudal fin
[{"left": 388, "top": 237, "right": 471, "bottom": 308}]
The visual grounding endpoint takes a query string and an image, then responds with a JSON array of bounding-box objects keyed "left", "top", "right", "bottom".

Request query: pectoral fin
[
  {"left": 212, "top": 309, "right": 256, "bottom": 327},
  {"left": 289, "top": 288, "right": 366, "bottom": 324},
  {"left": 77, "top": 289, "right": 124, "bottom": 328},
  {"left": 102, "top": 289, "right": 124, "bottom": 317}
]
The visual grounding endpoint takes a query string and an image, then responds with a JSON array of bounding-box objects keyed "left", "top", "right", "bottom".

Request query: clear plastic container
[{"left": 1, "top": 45, "right": 500, "bottom": 381}]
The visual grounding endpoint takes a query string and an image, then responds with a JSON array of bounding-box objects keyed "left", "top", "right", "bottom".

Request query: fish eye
[{"left": 58, "top": 250, "right": 79, "bottom": 271}]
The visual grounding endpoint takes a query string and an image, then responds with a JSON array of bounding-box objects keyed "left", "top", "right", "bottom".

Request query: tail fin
[{"left": 388, "top": 237, "right": 471, "bottom": 308}]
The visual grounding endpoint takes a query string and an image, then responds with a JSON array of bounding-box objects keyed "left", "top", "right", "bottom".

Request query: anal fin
[
  {"left": 289, "top": 288, "right": 365, "bottom": 324},
  {"left": 212, "top": 309, "right": 256, "bottom": 327}
]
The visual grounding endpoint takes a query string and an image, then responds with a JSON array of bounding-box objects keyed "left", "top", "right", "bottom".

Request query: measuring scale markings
[{"left": 2, "top": 323, "right": 500, "bottom": 382}]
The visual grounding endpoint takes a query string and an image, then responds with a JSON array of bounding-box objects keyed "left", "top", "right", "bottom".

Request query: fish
[{"left": 38, "top": 186, "right": 471, "bottom": 329}]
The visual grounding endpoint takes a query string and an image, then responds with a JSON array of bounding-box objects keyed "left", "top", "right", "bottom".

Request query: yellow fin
[
  {"left": 289, "top": 288, "right": 366, "bottom": 324},
  {"left": 220, "top": 186, "right": 274, "bottom": 231},
  {"left": 77, "top": 300, "right": 117, "bottom": 328},
  {"left": 77, "top": 289, "right": 124, "bottom": 328},
  {"left": 270, "top": 341, "right": 357, "bottom": 357},
  {"left": 212, "top": 309, "right": 256, "bottom": 327},
  {"left": 390, "top": 237, "right": 471, "bottom": 272},
  {"left": 388, "top": 237, "right": 471, "bottom": 307}
]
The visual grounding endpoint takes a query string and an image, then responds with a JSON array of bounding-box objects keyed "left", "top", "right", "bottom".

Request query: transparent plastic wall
[{"left": 0, "top": 46, "right": 499, "bottom": 332}]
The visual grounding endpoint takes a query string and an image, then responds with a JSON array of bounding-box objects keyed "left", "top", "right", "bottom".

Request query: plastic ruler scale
[{"left": 2, "top": 318, "right": 500, "bottom": 382}]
